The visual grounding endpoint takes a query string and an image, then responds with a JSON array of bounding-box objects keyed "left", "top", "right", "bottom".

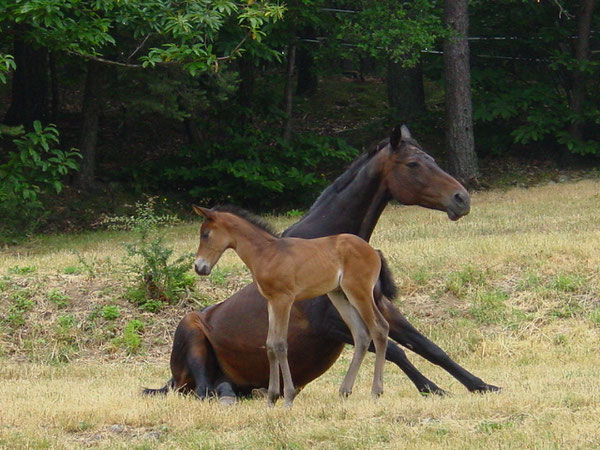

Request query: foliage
[
  {"left": 342, "top": 0, "right": 446, "bottom": 67},
  {"left": 470, "top": 0, "right": 600, "bottom": 156},
  {"left": 101, "top": 197, "right": 194, "bottom": 311},
  {"left": 135, "top": 129, "right": 358, "bottom": 208},
  {"left": 0, "top": 0, "right": 284, "bottom": 73},
  {"left": 0, "top": 52, "right": 15, "bottom": 83},
  {"left": 0, "top": 122, "right": 81, "bottom": 243}
]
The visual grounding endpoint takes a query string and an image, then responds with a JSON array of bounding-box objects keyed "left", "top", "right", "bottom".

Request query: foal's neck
[{"left": 228, "top": 219, "right": 277, "bottom": 272}]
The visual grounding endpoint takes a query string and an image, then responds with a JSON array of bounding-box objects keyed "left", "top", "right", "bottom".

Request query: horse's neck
[{"left": 285, "top": 150, "right": 390, "bottom": 241}]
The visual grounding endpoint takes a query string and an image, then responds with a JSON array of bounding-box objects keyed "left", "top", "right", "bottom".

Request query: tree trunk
[
  {"left": 75, "top": 61, "right": 104, "bottom": 190},
  {"left": 387, "top": 60, "right": 426, "bottom": 124},
  {"left": 3, "top": 38, "right": 49, "bottom": 127},
  {"left": 567, "top": 0, "right": 595, "bottom": 145},
  {"left": 282, "top": 43, "right": 296, "bottom": 142},
  {"left": 443, "top": 0, "right": 479, "bottom": 188}
]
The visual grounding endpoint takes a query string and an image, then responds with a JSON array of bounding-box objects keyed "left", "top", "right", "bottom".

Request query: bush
[
  {"left": 0, "top": 122, "right": 80, "bottom": 243},
  {"left": 124, "top": 129, "right": 358, "bottom": 209}
]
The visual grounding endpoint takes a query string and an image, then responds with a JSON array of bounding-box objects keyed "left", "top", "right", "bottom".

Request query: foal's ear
[{"left": 192, "top": 205, "right": 214, "bottom": 220}]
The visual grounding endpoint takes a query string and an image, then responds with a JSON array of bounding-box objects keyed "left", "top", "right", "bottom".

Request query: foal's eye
[
  {"left": 407, "top": 162, "right": 419, "bottom": 169},
  {"left": 201, "top": 231, "right": 210, "bottom": 240}
]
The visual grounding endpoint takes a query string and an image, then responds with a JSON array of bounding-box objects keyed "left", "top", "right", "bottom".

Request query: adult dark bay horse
[
  {"left": 193, "top": 206, "right": 393, "bottom": 406},
  {"left": 144, "top": 125, "right": 500, "bottom": 402}
]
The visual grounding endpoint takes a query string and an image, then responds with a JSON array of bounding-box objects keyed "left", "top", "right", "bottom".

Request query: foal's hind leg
[
  {"left": 341, "top": 282, "right": 390, "bottom": 398},
  {"left": 327, "top": 291, "right": 371, "bottom": 397}
]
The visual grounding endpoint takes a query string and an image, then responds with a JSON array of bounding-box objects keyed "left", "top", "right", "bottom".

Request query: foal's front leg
[{"left": 266, "top": 298, "right": 296, "bottom": 407}]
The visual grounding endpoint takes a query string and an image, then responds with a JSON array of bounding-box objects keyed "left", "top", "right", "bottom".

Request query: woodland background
[{"left": 0, "top": 0, "right": 598, "bottom": 242}]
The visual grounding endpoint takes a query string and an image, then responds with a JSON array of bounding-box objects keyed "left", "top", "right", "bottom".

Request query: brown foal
[{"left": 192, "top": 205, "right": 390, "bottom": 407}]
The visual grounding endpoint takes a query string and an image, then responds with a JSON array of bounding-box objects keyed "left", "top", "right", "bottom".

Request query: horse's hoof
[
  {"left": 420, "top": 387, "right": 451, "bottom": 397},
  {"left": 371, "top": 390, "right": 383, "bottom": 399},
  {"left": 471, "top": 384, "right": 502, "bottom": 394},
  {"left": 219, "top": 396, "right": 237, "bottom": 406}
]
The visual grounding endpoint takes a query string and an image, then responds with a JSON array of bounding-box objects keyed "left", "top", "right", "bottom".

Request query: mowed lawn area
[{"left": 1, "top": 180, "right": 600, "bottom": 449}]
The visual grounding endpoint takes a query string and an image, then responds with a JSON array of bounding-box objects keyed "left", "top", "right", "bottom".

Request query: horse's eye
[
  {"left": 407, "top": 162, "right": 419, "bottom": 169},
  {"left": 201, "top": 231, "right": 210, "bottom": 240}
]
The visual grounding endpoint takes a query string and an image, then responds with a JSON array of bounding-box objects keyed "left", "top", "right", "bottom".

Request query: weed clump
[{"left": 100, "top": 197, "right": 195, "bottom": 312}]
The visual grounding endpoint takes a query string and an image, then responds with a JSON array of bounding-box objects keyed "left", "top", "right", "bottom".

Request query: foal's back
[{"left": 254, "top": 234, "right": 380, "bottom": 302}]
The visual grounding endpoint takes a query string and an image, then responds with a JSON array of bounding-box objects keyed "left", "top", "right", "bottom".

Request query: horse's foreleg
[
  {"left": 266, "top": 299, "right": 296, "bottom": 407},
  {"left": 320, "top": 300, "right": 448, "bottom": 395},
  {"left": 378, "top": 297, "right": 500, "bottom": 393},
  {"left": 327, "top": 291, "right": 370, "bottom": 397}
]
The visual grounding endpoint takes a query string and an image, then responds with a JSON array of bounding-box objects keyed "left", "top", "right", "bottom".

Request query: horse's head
[
  {"left": 382, "top": 125, "right": 470, "bottom": 221},
  {"left": 192, "top": 206, "right": 232, "bottom": 276}
]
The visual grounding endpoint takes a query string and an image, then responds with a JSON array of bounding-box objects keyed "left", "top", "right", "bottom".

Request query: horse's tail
[
  {"left": 142, "top": 378, "right": 175, "bottom": 396},
  {"left": 376, "top": 250, "right": 397, "bottom": 300}
]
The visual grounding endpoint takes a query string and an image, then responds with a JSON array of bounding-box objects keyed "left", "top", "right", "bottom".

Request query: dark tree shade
[
  {"left": 443, "top": 0, "right": 479, "bottom": 187},
  {"left": 75, "top": 61, "right": 104, "bottom": 190},
  {"left": 4, "top": 38, "right": 48, "bottom": 127},
  {"left": 387, "top": 60, "right": 425, "bottom": 123}
]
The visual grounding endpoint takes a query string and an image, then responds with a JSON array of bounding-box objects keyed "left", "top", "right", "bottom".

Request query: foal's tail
[
  {"left": 376, "top": 250, "right": 397, "bottom": 300},
  {"left": 142, "top": 378, "right": 175, "bottom": 396}
]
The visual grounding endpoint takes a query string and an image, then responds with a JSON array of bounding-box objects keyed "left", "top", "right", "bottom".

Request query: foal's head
[
  {"left": 192, "top": 206, "right": 234, "bottom": 276},
  {"left": 192, "top": 205, "right": 277, "bottom": 276},
  {"left": 382, "top": 125, "right": 471, "bottom": 221}
]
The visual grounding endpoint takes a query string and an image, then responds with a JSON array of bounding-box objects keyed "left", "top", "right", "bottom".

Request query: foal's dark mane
[{"left": 213, "top": 205, "right": 279, "bottom": 237}]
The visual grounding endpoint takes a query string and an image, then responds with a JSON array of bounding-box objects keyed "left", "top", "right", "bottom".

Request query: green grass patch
[
  {"left": 47, "top": 289, "right": 70, "bottom": 309},
  {"left": 7, "top": 265, "right": 37, "bottom": 275}
]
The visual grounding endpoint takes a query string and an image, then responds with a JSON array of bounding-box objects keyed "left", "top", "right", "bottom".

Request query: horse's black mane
[
  {"left": 213, "top": 205, "right": 279, "bottom": 237},
  {"left": 305, "top": 138, "right": 390, "bottom": 214}
]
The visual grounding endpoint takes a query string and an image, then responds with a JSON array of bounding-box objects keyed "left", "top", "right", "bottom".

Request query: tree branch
[{"left": 126, "top": 34, "right": 151, "bottom": 64}]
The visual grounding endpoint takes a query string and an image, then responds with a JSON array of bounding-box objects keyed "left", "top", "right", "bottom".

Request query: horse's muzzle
[{"left": 447, "top": 190, "right": 471, "bottom": 221}]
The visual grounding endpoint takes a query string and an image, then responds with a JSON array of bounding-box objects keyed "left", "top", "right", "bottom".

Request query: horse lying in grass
[
  {"left": 143, "top": 126, "right": 499, "bottom": 403},
  {"left": 192, "top": 205, "right": 394, "bottom": 407}
]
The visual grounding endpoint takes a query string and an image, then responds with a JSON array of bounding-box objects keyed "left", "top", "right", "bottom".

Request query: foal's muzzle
[{"left": 194, "top": 259, "right": 211, "bottom": 276}]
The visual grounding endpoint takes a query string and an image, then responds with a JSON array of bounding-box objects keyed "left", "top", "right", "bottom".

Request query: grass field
[{"left": 1, "top": 180, "right": 600, "bottom": 449}]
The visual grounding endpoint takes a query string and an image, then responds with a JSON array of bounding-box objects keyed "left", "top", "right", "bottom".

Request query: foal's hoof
[
  {"left": 339, "top": 390, "right": 352, "bottom": 399},
  {"left": 251, "top": 388, "right": 269, "bottom": 399},
  {"left": 219, "top": 396, "right": 237, "bottom": 406},
  {"left": 371, "top": 390, "right": 383, "bottom": 399},
  {"left": 267, "top": 392, "right": 279, "bottom": 407}
]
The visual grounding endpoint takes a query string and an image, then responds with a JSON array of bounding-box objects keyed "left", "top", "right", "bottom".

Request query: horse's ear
[
  {"left": 192, "top": 205, "right": 214, "bottom": 220},
  {"left": 390, "top": 126, "right": 402, "bottom": 150},
  {"left": 400, "top": 124, "right": 411, "bottom": 140}
]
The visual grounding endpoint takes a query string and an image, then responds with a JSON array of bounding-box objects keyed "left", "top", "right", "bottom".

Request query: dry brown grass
[{"left": 1, "top": 180, "right": 600, "bottom": 448}]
